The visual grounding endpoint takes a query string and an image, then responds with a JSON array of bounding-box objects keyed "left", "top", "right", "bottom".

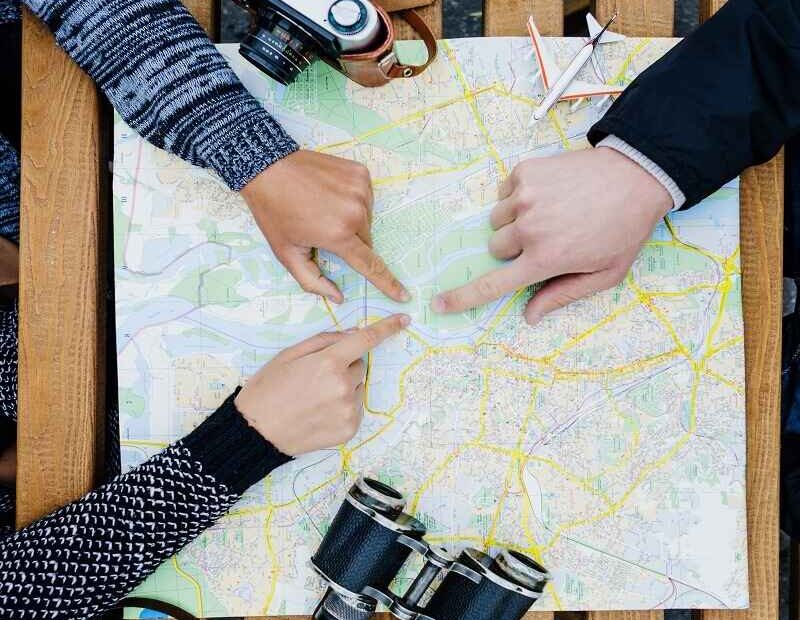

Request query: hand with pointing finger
[
  {"left": 234, "top": 314, "right": 410, "bottom": 456},
  {"left": 241, "top": 150, "right": 409, "bottom": 304},
  {"left": 431, "top": 147, "right": 673, "bottom": 325}
]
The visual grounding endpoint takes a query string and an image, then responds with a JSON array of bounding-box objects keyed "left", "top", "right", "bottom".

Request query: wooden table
[{"left": 17, "top": 0, "right": 783, "bottom": 619}]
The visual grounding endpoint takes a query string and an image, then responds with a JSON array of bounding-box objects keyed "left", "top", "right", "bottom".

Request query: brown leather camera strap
[
  {"left": 337, "top": 3, "right": 437, "bottom": 86},
  {"left": 116, "top": 597, "right": 200, "bottom": 620},
  {"left": 378, "top": 0, "right": 435, "bottom": 9},
  {"left": 386, "top": 9, "right": 438, "bottom": 78}
]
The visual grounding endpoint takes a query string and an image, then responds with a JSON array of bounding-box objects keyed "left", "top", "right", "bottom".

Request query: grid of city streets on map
[{"left": 113, "top": 36, "right": 747, "bottom": 617}]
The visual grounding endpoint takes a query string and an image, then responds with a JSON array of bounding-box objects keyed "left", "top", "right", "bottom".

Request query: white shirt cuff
[{"left": 596, "top": 135, "right": 686, "bottom": 211}]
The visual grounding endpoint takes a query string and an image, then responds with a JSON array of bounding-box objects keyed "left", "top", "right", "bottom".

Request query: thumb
[
  {"left": 278, "top": 245, "right": 344, "bottom": 304},
  {"left": 525, "top": 269, "right": 622, "bottom": 326}
]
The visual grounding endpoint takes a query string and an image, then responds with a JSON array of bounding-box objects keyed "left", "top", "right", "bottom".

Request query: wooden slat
[
  {"left": 696, "top": 0, "right": 783, "bottom": 610},
  {"left": 696, "top": 8, "right": 783, "bottom": 620},
  {"left": 595, "top": 0, "right": 674, "bottom": 37},
  {"left": 16, "top": 0, "right": 219, "bottom": 558},
  {"left": 393, "top": 2, "right": 443, "bottom": 39},
  {"left": 700, "top": 0, "right": 783, "bottom": 620},
  {"left": 703, "top": 159, "right": 784, "bottom": 620},
  {"left": 17, "top": 9, "right": 106, "bottom": 528},
  {"left": 485, "top": 0, "right": 564, "bottom": 37},
  {"left": 183, "top": 0, "right": 218, "bottom": 36}
]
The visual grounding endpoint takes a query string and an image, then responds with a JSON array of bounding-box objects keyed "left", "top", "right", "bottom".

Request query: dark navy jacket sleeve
[{"left": 588, "top": 0, "right": 800, "bottom": 208}]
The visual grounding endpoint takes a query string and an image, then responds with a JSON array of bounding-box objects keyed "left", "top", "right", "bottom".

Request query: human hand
[
  {"left": 241, "top": 150, "right": 409, "bottom": 304},
  {"left": 234, "top": 314, "right": 410, "bottom": 456},
  {"left": 431, "top": 147, "right": 673, "bottom": 325}
]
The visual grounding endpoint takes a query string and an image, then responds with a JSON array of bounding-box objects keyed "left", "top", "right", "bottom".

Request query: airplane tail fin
[{"left": 586, "top": 13, "right": 625, "bottom": 43}]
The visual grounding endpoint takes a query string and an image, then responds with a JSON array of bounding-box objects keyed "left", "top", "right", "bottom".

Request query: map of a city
[{"left": 113, "top": 36, "right": 748, "bottom": 616}]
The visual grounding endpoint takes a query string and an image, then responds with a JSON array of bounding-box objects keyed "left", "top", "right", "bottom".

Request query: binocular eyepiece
[{"left": 311, "top": 477, "right": 550, "bottom": 620}]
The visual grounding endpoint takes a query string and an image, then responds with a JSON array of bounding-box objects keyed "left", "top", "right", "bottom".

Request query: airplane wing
[{"left": 527, "top": 15, "right": 625, "bottom": 101}]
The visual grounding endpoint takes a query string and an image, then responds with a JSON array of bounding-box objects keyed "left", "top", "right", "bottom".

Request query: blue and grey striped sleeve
[{"left": 24, "top": 0, "right": 298, "bottom": 190}]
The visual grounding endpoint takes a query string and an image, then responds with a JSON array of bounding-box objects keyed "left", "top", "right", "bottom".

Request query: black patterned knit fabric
[
  {"left": 0, "top": 305, "right": 15, "bottom": 423},
  {"left": 0, "top": 138, "right": 18, "bottom": 245},
  {"left": 0, "top": 392, "right": 291, "bottom": 619}
]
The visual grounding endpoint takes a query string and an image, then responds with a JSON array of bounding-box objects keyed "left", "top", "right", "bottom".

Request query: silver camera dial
[{"left": 328, "top": 0, "right": 369, "bottom": 34}]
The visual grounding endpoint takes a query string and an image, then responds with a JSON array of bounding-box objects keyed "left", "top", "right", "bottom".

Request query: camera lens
[{"left": 239, "top": 9, "right": 319, "bottom": 85}]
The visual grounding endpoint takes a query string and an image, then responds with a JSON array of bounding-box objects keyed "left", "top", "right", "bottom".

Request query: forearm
[
  {"left": 23, "top": 0, "right": 298, "bottom": 189},
  {"left": 0, "top": 390, "right": 290, "bottom": 619},
  {"left": 589, "top": 0, "right": 800, "bottom": 207}
]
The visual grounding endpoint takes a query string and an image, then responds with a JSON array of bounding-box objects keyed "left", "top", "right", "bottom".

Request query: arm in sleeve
[
  {"left": 588, "top": 0, "right": 800, "bottom": 207},
  {"left": 24, "top": 0, "right": 298, "bottom": 190},
  {"left": 0, "top": 390, "right": 291, "bottom": 620}
]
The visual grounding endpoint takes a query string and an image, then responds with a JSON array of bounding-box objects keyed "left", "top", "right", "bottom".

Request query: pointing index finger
[
  {"left": 339, "top": 237, "right": 410, "bottom": 303},
  {"left": 331, "top": 314, "right": 410, "bottom": 363},
  {"left": 431, "top": 260, "right": 541, "bottom": 314}
]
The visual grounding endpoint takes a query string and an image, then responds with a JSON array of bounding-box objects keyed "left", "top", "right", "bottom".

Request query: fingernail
[
  {"left": 399, "top": 314, "right": 411, "bottom": 327},
  {"left": 526, "top": 312, "right": 542, "bottom": 327},
  {"left": 431, "top": 295, "right": 446, "bottom": 313},
  {"left": 399, "top": 288, "right": 411, "bottom": 303}
]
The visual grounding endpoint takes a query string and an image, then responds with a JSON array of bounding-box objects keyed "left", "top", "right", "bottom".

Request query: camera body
[
  {"left": 311, "top": 477, "right": 550, "bottom": 620},
  {"left": 234, "top": 0, "right": 383, "bottom": 84},
  {"left": 232, "top": 0, "right": 437, "bottom": 87}
]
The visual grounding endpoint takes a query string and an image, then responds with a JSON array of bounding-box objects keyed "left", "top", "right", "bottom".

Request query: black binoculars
[{"left": 311, "top": 477, "right": 550, "bottom": 620}]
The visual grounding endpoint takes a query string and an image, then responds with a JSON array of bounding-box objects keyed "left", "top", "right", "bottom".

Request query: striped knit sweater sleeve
[
  {"left": 0, "top": 389, "right": 292, "bottom": 619},
  {"left": 17, "top": 0, "right": 297, "bottom": 190}
]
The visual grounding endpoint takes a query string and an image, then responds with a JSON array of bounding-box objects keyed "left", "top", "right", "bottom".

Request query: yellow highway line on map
[
  {"left": 474, "top": 442, "right": 613, "bottom": 506},
  {"left": 442, "top": 41, "right": 508, "bottom": 178},
  {"left": 372, "top": 157, "right": 488, "bottom": 186},
  {"left": 485, "top": 384, "right": 546, "bottom": 551},
  {"left": 701, "top": 248, "right": 740, "bottom": 356},
  {"left": 171, "top": 557, "right": 204, "bottom": 617},
  {"left": 120, "top": 439, "right": 169, "bottom": 448},
  {"left": 704, "top": 368, "right": 744, "bottom": 394},
  {"left": 262, "top": 508, "right": 279, "bottom": 615},
  {"left": 547, "top": 108, "right": 572, "bottom": 150},
  {"left": 552, "top": 348, "right": 680, "bottom": 379},
  {"left": 542, "top": 369, "right": 702, "bottom": 550},
  {"left": 475, "top": 289, "right": 528, "bottom": 346},
  {"left": 627, "top": 275, "right": 693, "bottom": 359},
  {"left": 315, "top": 85, "right": 497, "bottom": 153},
  {"left": 608, "top": 39, "right": 652, "bottom": 84},
  {"left": 707, "top": 335, "right": 744, "bottom": 358}
]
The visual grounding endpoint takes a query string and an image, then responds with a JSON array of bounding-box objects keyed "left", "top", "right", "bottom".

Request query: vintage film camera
[
  {"left": 311, "top": 477, "right": 550, "bottom": 620},
  {"left": 230, "top": 0, "right": 436, "bottom": 87}
]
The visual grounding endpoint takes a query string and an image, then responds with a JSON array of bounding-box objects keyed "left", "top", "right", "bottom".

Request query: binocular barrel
[{"left": 311, "top": 477, "right": 550, "bottom": 620}]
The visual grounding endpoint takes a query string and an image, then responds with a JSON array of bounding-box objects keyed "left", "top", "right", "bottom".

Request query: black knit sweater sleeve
[{"left": 0, "top": 390, "right": 291, "bottom": 620}]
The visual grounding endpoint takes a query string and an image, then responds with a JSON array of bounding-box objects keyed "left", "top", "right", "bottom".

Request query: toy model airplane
[{"left": 527, "top": 12, "right": 626, "bottom": 116}]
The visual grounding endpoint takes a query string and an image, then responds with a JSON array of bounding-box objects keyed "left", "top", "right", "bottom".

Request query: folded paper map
[{"left": 113, "top": 36, "right": 747, "bottom": 616}]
